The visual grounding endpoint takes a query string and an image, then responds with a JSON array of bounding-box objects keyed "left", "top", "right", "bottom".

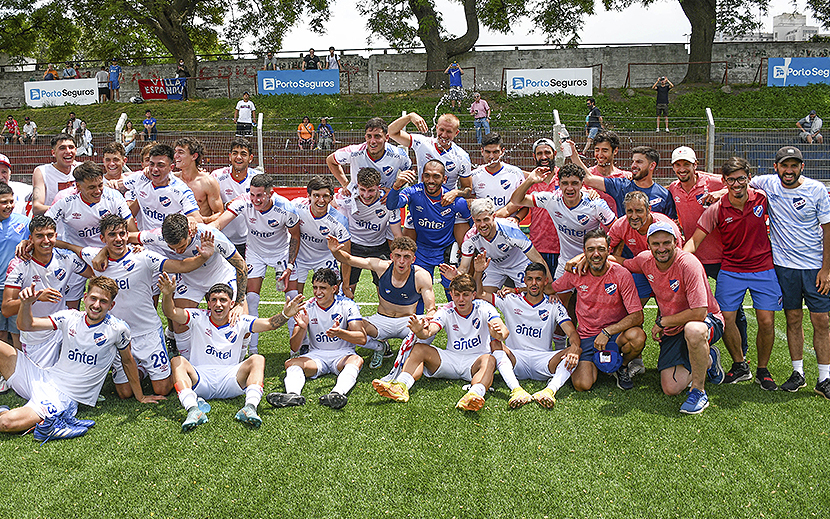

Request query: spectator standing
[
  {"left": 797, "top": 110, "right": 823, "bottom": 144},
  {"left": 176, "top": 59, "right": 190, "bottom": 101},
  {"left": 121, "top": 121, "right": 137, "bottom": 155},
  {"left": 75, "top": 121, "right": 93, "bottom": 157},
  {"left": 652, "top": 76, "right": 674, "bottom": 132},
  {"left": 263, "top": 51, "right": 279, "bottom": 71},
  {"left": 142, "top": 110, "right": 158, "bottom": 141},
  {"left": 468, "top": 92, "right": 491, "bottom": 144},
  {"left": 234, "top": 92, "right": 256, "bottom": 137},
  {"left": 74, "top": 62, "right": 81, "bottom": 79},
  {"left": 297, "top": 116, "right": 315, "bottom": 150},
  {"left": 444, "top": 61, "right": 464, "bottom": 110},
  {"left": 3, "top": 115, "right": 19, "bottom": 145},
  {"left": 317, "top": 117, "right": 335, "bottom": 150},
  {"left": 302, "top": 49, "right": 322, "bottom": 71},
  {"left": 326, "top": 47, "right": 341, "bottom": 70},
  {"left": 583, "top": 97, "right": 603, "bottom": 155},
  {"left": 109, "top": 58, "right": 123, "bottom": 101},
  {"left": 95, "top": 65, "right": 110, "bottom": 102},
  {"left": 20, "top": 117, "right": 37, "bottom": 145},
  {"left": 62, "top": 61, "right": 76, "bottom": 79}
]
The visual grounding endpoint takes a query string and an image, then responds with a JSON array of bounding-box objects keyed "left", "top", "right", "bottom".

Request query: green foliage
[{"left": 0, "top": 0, "right": 80, "bottom": 63}]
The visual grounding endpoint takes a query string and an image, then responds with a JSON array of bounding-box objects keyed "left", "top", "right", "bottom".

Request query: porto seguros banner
[
  {"left": 767, "top": 57, "right": 830, "bottom": 87},
  {"left": 24, "top": 78, "right": 98, "bottom": 107},
  {"left": 506, "top": 68, "right": 593, "bottom": 96},
  {"left": 138, "top": 78, "right": 187, "bottom": 100},
  {"left": 257, "top": 70, "right": 340, "bottom": 96}
]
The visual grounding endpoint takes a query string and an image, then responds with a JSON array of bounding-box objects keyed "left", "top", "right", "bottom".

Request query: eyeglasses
[{"left": 725, "top": 176, "right": 748, "bottom": 185}]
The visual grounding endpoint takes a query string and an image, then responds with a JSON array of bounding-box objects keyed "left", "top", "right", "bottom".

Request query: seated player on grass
[
  {"left": 159, "top": 273, "right": 304, "bottom": 431},
  {"left": 372, "top": 274, "right": 509, "bottom": 412},
  {"left": 266, "top": 268, "right": 367, "bottom": 410},
  {"left": 0, "top": 277, "right": 164, "bottom": 443}
]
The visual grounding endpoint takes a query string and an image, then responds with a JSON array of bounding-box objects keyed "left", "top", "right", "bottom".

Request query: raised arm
[
  {"left": 163, "top": 231, "right": 215, "bottom": 273},
  {"left": 388, "top": 113, "right": 428, "bottom": 148},
  {"left": 510, "top": 167, "right": 551, "bottom": 207},
  {"left": 158, "top": 273, "right": 189, "bottom": 324},
  {"left": 15, "top": 284, "right": 57, "bottom": 331},
  {"left": 327, "top": 235, "right": 387, "bottom": 274},
  {"left": 251, "top": 294, "right": 305, "bottom": 333}
]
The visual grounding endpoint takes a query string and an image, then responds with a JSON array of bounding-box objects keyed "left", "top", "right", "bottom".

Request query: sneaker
[
  {"left": 815, "top": 378, "right": 830, "bottom": 400},
  {"left": 265, "top": 392, "right": 306, "bottom": 408},
  {"left": 613, "top": 366, "right": 634, "bottom": 390},
  {"left": 33, "top": 415, "right": 89, "bottom": 443},
  {"left": 456, "top": 391, "right": 485, "bottom": 411},
  {"left": 181, "top": 407, "right": 207, "bottom": 432},
  {"left": 382, "top": 340, "right": 395, "bottom": 358},
  {"left": 61, "top": 401, "right": 95, "bottom": 428},
  {"left": 369, "top": 349, "right": 384, "bottom": 369},
  {"left": 508, "top": 387, "right": 532, "bottom": 408},
  {"left": 532, "top": 388, "right": 556, "bottom": 408},
  {"left": 628, "top": 358, "right": 645, "bottom": 378},
  {"left": 0, "top": 375, "right": 9, "bottom": 393},
  {"left": 755, "top": 369, "right": 778, "bottom": 391},
  {"left": 372, "top": 379, "right": 409, "bottom": 402},
  {"left": 707, "top": 346, "right": 724, "bottom": 385},
  {"left": 319, "top": 392, "right": 348, "bottom": 410},
  {"left": 234, "top": 404, "right": 262, "bottom": 427},
  {"left": 679, "top": 388, "right": 709, "bottom": 415},
  {"left": 197, "top": 397, "right": 211, "bottom": 414},
  {"left": 723, "top": 361, "right": 752, "bottom": 384},
  {"left": 299, "top": 344, "right": 309, "bottom": 356},
  {"left": 781, "top": 371, "right": 807, "bottom": 392},
  {"left": 656, "top": 128, "right": 661, "bottom": 133}
]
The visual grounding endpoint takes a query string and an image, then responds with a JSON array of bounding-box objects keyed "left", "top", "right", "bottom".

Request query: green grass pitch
[{"left": 1, "top": 268, "right": 828, "bottom": 518}]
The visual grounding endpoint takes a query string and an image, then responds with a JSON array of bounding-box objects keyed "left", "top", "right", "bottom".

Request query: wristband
[
  {"left": 601, "top": 328, "right": 611, "bottom": 338},
  {"left": 286, "top": 263, "right": 294, "bottom": 271},
  {"left": 655, "top": 316, "right": 664, "bottom": 329}
]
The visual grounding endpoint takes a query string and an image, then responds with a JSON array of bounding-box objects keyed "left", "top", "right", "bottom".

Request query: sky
[{"left": 279, "top": 0, "right": 827, "bottom": 56}]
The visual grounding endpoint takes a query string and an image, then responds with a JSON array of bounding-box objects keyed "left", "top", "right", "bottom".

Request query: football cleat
[
  {"left": 181, "top": 407, "right": 208, "bottom": 432},
  {"left": 33, "top": 415, "right": 88, "bottom": 444},
  {"left": 234, "top": 404, "right": 262, "bottom": 428},
  {"left": 508, "top": 387, "right": 532, "bottom": 408},
  {"left": 61, "top": 401, "right": 95, "bottom": 428},
  {"left": 532, "top": 388, "right": 557, "bottom": 409},
  {"left": 265, "top": 392, "right": 306, "bottom": 408},
  {"left": 372, "top": 379, "right": 409, "bottom": 402},
  {"left": 319, "top": 392, "right": 348, "bottom": 410},
  {"left": 456, "top": 391, "right": 485, "bottom": 411}
]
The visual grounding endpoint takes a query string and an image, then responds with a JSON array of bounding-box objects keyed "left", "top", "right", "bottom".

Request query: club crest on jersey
[
  {"left": 267, "top": 219, "right": 278, "bottom": 227},
  {"left": 538, "top": 309, "right": 549, "bottom": 321},
  {"left": 122, "top": 259, "right": 135, "bottom": 271},
  {"left": 605, "top": 283, "right": 618, "bottom": 295},
  {"left": 792, "top": 197, "right": 806, "bottom": 210},
  {"left": 472, "top": 317, "right": 481, "bottom": 329},
  {"left": 159, "top": 196, "right": 172, "bottom": 207},
  {"left": 445, "top": 160, "right": 456, "bottom": 171},
  {"left": 318, "top": 225, "right": 330, "bottom": 235},
  {"left": 650, "top": 197, "right": 663, "bottom": 207},
  {"left": 12, "top": 222, "right": 25, "bottom": 234},
  {"left": 382, "top": 165, "right": 393, "bottom": 174},
  {"left": 497, "top": 243, "right": 510, "bottom": 253},
  {"left": 753, "top": 205, "right": 763, "bottom": 217},
  {"left": 98, "top": 208, "right": 110, "bottom": 217},
  {"left": 499, "top": 178, "right": 510, "bottom": 189},
  {"left": 225, "top": 330, "right": 238, "bottom": 342},
  {"left": 53, "top": 267, "right": 67, "bottom": 280},
  {"left": 576, "top": 214, "right": 589, "bottom": 225},
  {"left": 331, "top": 313, "right": 342, "bottom": 327},
  {"left": 669, "top": 279, "right": 680, "bottom": 292},
  {"left": 246, "top": 263, "right": 253, "bottom": 275},
  {"left": 93, "top": 332, "right": 107, "bottom": 347},
  {"left": 440, "top": 207, "right": 452, "bottom": 217}
]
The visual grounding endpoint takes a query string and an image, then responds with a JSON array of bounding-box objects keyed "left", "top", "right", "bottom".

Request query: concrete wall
[{"left": 1, "top": 41, "right": 829, "bottom": 107}]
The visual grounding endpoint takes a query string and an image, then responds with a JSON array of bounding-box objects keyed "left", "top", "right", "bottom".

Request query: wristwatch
[{"left": 655, "top": 316, "right": 664, "bottom": 329}]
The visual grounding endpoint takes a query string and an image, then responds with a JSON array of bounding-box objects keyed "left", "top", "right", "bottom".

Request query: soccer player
[
  {"left": 583, "top": 145, "right": 676, "bottom": 219},
  {"left": 124, "top": 144, "right": 201, "bottom": 231},
  {"left": 0, "top": 277, "right": 164, "bottom": 441},
  {"left": 0, "top": 153, "right": 32, "bottom": 216},
  {"left": 212, "top": 174, "right": 299, "bottom": 354},
  {"left": 623, "top": 222, "right": 725, "bottom": 414},
  {"left": 2, "top": 215, "right": 91, "bottom": 367},
  {"left": 386, "top": 161, "right": 471, "bottom": 302},
  {"left": 211, "top": 137, "right": 258, "bottom": 256},
  {"left": 477, "top": 261, "right": 581, "bottom": 408},
  {"left": 372, "top": 274, "right": 509, "bottom": 412},
  {"left": 160, "top": 273, "right": 304, "bottom": 430},
  {"left": 550, "top": 229, "right": 646, "bottom": 391},
  {"left": 266, "top": 268, "right": 366, "bottom": 410},
  {"left": 31, "top": 134, "right": 78, "bottom": 215},
  {"left": 102, "top": 142, "right": 130, "bottom": 182},
  {"left": 173, "top": 137, "right": 223, "bottom": 223},
  {"left": 587, "top": 130, "right": 631, "bottom": 214},
  {"left": 336, "top": 168, "right": 402, "bottom": 296},
  {"left": 328, "top": 235, "right": 435, "bottom": 369},
  {"left": 326, "top": 117, "right": 412, "bottom": 194},
  {"left": 469, "top": 132, "right": 527, "bottom": 212},
  {"left": 684, "top": 157, "right": 782, "bottom": 390},
  {"left": 749, "top": 146, "right": 830, "bottom": 397},
  {"left": 458, "top": 198, "right": 550, "bottom": 296}
]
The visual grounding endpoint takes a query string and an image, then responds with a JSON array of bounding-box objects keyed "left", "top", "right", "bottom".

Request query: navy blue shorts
[
  {"left": 774, "top": 265, "right": 830, "bottom": 313},
  {"left": 657, "top": 313, "right": 724, "bottom": 373}
]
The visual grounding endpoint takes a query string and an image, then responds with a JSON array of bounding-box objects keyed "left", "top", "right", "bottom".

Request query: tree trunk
[
  {"left": 679, "top": 0, "right": 717, "bottom": 83},
  {"left": 410, "top": 0, "right": 479, "bottom": 89}
]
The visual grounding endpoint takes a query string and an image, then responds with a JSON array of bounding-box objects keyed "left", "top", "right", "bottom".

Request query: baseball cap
[
  {"left": 0, "top": 154, "right": 10, "bottom": 168},
  {"left": 532, "top": 138, "right": 557, "bottom": 153},
  {"left": 810, "top": 110, "right": 817, "bottom": 115},
  {"left": 775, "top": 146, "right": 803, "bottom": 164},
  {"left": 671, "top": 146, "right": 697, "bottom": 164},
  {"left": 243, "top": 91, "right": 250, "bottom": 95},
  {"left": 647, "top": 221, "right": 677, "bottom": 240},
  {"left": 593, "top": 346, "right": 623, "bottom": 373}
]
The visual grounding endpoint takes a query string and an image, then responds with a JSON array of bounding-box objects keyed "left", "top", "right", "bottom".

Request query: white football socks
[
  {"left": 284, "top": 365, "right": 305, "bottom": 394},
  {"left": 332, "top": 364, "right": 360, "bottom": 395},
  {"left": 546, "top": 357, "right": 573, "bottom": 393},
  {"left": 245, "top": 384, "right": 263, "bottom": 407},
  {"left": 493, "top": 350, "right": 520, "bottom": 390},
  {"left": 246, "top": 292, "right": 261, "bottom": 353}
]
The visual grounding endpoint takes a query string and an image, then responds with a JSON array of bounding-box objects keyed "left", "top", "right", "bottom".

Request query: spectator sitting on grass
[
  {"left": 75, "top": 122, "right": 93, "bottom": 157},
  {"left": 20, "top": 117, "right": 37, "bottom": 145},
  {"left": 3, "top": 115, "right": 19, "bottom": 145},
  {"left": 317, "top": 118, "right": 335, "bottom": 150},
  {"left": 797, "top": 110, "right": 823, "bottom": 144}
]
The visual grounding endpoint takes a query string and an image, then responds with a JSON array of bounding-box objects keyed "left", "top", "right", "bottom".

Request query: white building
[{"left": 773, "top": 12, "right": 819, "bottom": 41}]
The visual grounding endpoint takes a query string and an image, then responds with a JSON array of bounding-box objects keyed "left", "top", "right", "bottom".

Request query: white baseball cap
[
  {"left": 671, "top": 146, "right": 697, "bottom": 164},
  {"left": 0, "top": 154, "right": 10, "bottom": 168}
]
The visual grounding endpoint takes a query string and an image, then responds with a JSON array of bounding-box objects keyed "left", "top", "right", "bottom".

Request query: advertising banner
[
  {"left": 767, "top": 57, "right": 830, "bottom": 87},
  {"left": 138, "top": 78, "right": 187, "bottom": 100},
  {"left": 257, "top": 70, "right": 340, "bottom": 95},
  {"left": 507, "top": 69, "right": 592, "bottom": 96},
  {"left": 24, "top": 78, "right": 98, "bottom": 107}
]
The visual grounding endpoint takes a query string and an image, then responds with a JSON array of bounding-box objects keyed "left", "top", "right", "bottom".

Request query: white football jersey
[
  {"left": 8, "top": 180, "right": 32, "bottom": 216},
  {"left": 39, "top": 163, "right": 76, "bottom": 205},
  {"left": 49, "top": 309, "right": 131, "bottom": 406},
  {"left": 339, "top": 191, "right": 400, "bottom": 247},
  {"left": 184, "top": 309, "right": 256, "bottom": 367},
  {"left": 470, "top": 163, "right": 526, "bottom": 209},
  {"left": 124, "top": 174, "right": 199, "bottom": 231},
  {"left": 333, "top": 143, "right": 412, "bottom": 190},
  {"left": 461, "top": 218, "right": 533, "bottom": 272},
  {"left": 410, "top": 133, "right": 471, "bottom": 190},
  {"left": 304, "top": 294, "right": 362, "bottom": 352},
  {"left": 5, "top": 249, "right": 87, "bottom": 345},
  {"left": 293, "top": 198, "right": 350, "bottom": 266},
  {"left": 211, "top": 166, "right": 254, "bottom": 245},
  {"left": 494, "top": 293, "right": 570, "bottom": 352},
  {"left": 81, "top": 247, "right": 165, "bottom": 335},
  {"left": 227, "top": 193, "right": 298, "bottom": 259},
  {"left": 47, "top": 187, "right": 132, "bottom": 247},
  {"left": 431, "top": 299, "right": 500, "bottom": 356}
]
